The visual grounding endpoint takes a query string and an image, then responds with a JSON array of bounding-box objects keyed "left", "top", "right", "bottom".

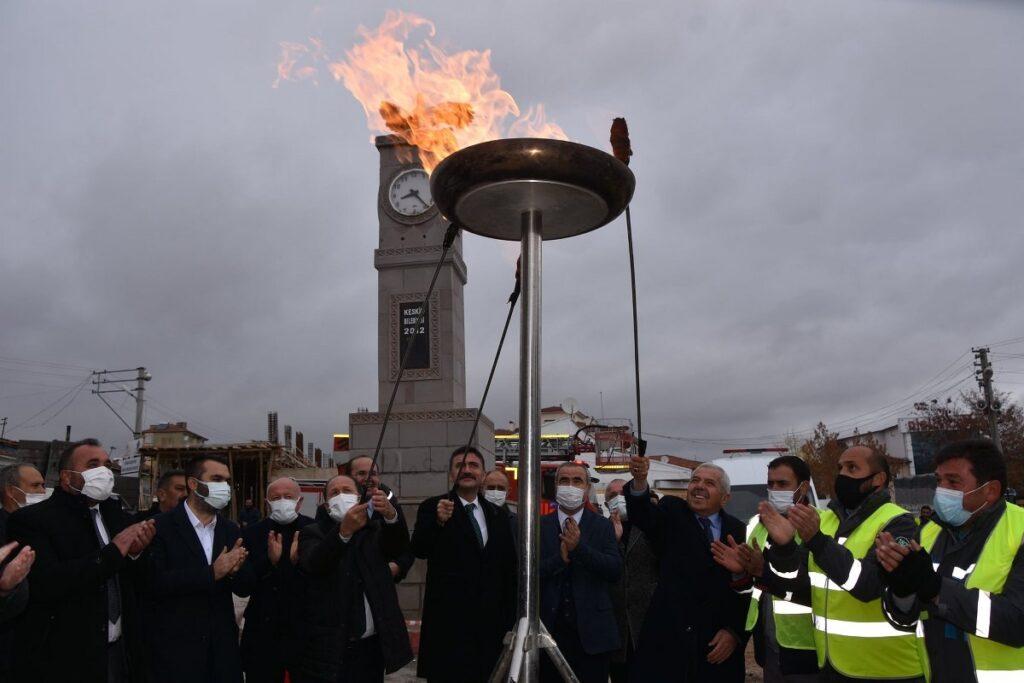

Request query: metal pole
[
  {"left": 518, "top": 210, "right": 543, "bottom": 681},
  {"left": 134, "top": 367, "right": 147, "bottom": 438}
]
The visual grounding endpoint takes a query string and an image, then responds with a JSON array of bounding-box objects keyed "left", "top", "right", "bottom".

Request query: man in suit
[
  {"left": 540, "top": 461, "right": 621, "bottom": 683},
  {"left": 294, "top": 473, "right": 413, "bottom": 682},
  {"left": 1, "top": 463, "right": 48, "bottom": 521},
  {"left": 147, "top": 454, "right": 253, "bottom": 683},
  {"left": 7, "top": 438, "right": 156, "bottom": 683},
  {"left": 604, "top": 478, "right": 658, "bottom": 683},
  {"left": 345, "top": 454, "right": 414, "bottom": 582},
  {"left": 626, "top": 458, "right": 750, "bottom": 682},
  {"left": 240, "top": 476, "right": 315, "bottom": 683},
  {"left": 482, "top": 469, "right": 518, "bottom": 544},
  {"left": 411, "top": 446, "right": 517, "bottom": 682},
  {"left": 134, "top": 469, "right": 187, "bottom": 522}
]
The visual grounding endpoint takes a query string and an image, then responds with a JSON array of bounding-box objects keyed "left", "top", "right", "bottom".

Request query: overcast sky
[{"left": 2, "top": 0, "right": 1022, "bottom": 461}]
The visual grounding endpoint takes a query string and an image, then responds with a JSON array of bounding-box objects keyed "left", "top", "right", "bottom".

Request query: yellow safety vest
[
  {"left": 808, "top": 503, "right": 923, "bottom": 679},
  {"left": 744, "top": 516, "right": 815, "bottom": 651},
  {"left": 919, "top": 504, "right": 1024, "bottom": 683}
]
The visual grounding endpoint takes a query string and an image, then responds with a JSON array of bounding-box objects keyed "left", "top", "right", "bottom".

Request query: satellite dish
[{"left": 561, "top": 397, "right": 579, "bottom": 416}]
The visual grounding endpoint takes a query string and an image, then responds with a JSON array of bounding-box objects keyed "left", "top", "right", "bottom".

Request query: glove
[{"left": 886, "top": 548, "right": 939, "bottom": 599}]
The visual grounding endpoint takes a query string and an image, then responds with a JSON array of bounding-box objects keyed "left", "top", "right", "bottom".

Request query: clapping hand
[
  {"left": 786, "top": 503, "right": 821, "bottom": 543},
  {"left": 559, "top": 518, "right": 581, "bottom": 563},
  {"left": 711, "top": 535, "right": 745, "bottom": 574},
  {"left": 874, "top": 531, "right": 913, "bottom": 573},
  {"left": 0, "top": 542, "right": 34, "bottom": 595},
  {"left": 757, "top": 501, "right": 795, "bottom": 546},
  {"left": 268, "top": 531, "right": 283, "bottom": 566},
  {"left": 737, "top": 538, "right": 765, "bottom": 578},
  {"left": 213, "top": 538, "right": 248, "bottom": 581},
  {"left": 610, "top": 509, "right": 623, "bottom": 541},
  {"left": 128, "top": 519, "right": 156, "bottom": 556}
]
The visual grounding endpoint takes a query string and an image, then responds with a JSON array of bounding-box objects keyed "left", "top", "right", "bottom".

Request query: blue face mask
[{"left": 932, "top": 483, "right": 989, "bottom": 527}]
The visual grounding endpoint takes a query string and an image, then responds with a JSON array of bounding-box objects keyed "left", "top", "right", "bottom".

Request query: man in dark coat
[
  {"left": 146, "top": 454, "right": 253, "bottom": 683},
  {"left": 411, "top": 446, "right": 517, "bottom": 682},
  {"left": 604, "top": 479, "right": 659, "bottom": 683},
  {"left": 134, "top": 469, "right": 187, "bottom": 522},
  {"left": 240, "top": 476, "right": 315, "bottom": 683},
  {"left": 294, "top": 474, "right": 413, "bottom": 682},
  {"left": 7, "top": 439, "right": 156, "bottom": 683},
  {"left": 626, "top": 457, "right": 750, "bottom": 683}
]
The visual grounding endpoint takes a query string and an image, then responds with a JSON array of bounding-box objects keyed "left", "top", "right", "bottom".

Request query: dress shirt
[
  {"left": 184, "top": 499, "right": 217, "bottom": 564},
  {"left": 459, "top": 495, "right": 488, "bottom": 547},
  {"left": 88, "top": 505, "right": 121, "bottom": 643},
  {"left": 557, "top": 506, "right": 585, "bottom": 530},
  {"left": 695, "top": 510, "right": 722, "bottom": 542}
]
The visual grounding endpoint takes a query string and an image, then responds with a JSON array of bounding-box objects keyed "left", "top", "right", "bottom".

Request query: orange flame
[{"left": 275, "top": 11, "right": 567, "bottom": 171}]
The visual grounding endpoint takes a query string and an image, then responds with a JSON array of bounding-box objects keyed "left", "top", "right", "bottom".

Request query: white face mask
[
  {"left": 556, "top": 485, "right": 585, "bottom": 511},
  {"left": 607, "top": 495, "right": 628, "bottom": 520},
  {"left": 73, "top": 467, "right": 115, "bottom": 502},
  {"left": 16, "top": 486, "right": 52, "bottom": 508},
  {"left": 196, "top": 481, "right": 232, "bottom": 510},
  {"left": 268, "top": 498, "right": 299, "bottom": 525},
  {"left": 328, "top": 493, "right": 359, "bottom": 522},
  {"left": 483, "top": 489, "right": 507, "bottom": 507},
  {"left": 768, "top": 489, "right": 799, "bottom": 515}
]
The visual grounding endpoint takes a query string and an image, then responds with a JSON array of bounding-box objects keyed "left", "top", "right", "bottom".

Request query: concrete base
[{"left": 348, "top": 407, "right": 496, "bottom": 619}]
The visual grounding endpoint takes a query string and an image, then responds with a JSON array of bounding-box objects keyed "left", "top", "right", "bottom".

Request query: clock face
[{"left": 388, "top": 169, "right": 434, "bottom": 217}]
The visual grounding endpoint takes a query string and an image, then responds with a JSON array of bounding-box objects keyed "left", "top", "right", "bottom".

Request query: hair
[
  {"left": 185, "top": 455, "right": 228, "bottom": 482},
  {"left": 934, "top": 438, "right": 1007, "bottom": 494},
  {"left": 58, "top": 438, "right": 102, "bottom": 471},
  {"left": 484, "top": 469, "right": 510, "bottom": 483},
  {"left": 920, "top": 505, "right": 933, "bottom": 512},
  {"left": 554, "top": 461, "right": 591, "bottom": 488},
  {"left": 343, "top": 454, "right": 374, "bottom": 476},
  {"left": 448, "top": 446, "right": 485, "bottom": 472},
  {"left": 267, "top": 476, "right": 299, "bottom": 496},
  {"left": 323, "top": 473, "right": 356, "bottom": 499},
  {"left": 156, "top": 469, "right": 185, "bottom": 491},
  {"left": 0, "top": 464, "right": 24, "bottom": 497},
  {"left": 768, "top": 455, "right": 811, "bottom": 483},
  {"left": 692, "top": 463, "right": 731, "bottom": 494},
  {"left": 865, "top": 447, "right": 892, "bottom": 486}
]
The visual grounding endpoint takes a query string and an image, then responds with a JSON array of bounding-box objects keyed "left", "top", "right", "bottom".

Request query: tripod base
[{"left": 489, "top": 618, "right": 580, "bottom": 683}]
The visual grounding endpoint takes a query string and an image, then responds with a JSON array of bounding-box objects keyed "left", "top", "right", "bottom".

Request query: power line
[
  {"left": 0, "top": 356, "right": 94, "bottom": 371},
  {"left": 8, "top": 376, "right": 91, "bottom": 433}
]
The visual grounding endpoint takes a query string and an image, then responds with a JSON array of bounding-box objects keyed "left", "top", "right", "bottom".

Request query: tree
[{"left": 797, "top": 422, "right": 844, "bottom": 497}]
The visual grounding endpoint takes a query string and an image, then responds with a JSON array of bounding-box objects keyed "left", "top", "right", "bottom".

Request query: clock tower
[{"left": 347, "top": 135, "right": 495, "bottom": 508}]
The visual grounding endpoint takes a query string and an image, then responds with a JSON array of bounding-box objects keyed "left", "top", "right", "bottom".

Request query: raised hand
[
  {"left": 629, "top": 455, "right": 649, "bottom": 491},
  {"left": 758, "top": 501, "right": 795, "bottom": 546},
  {"left": 707, "top": 628, "right": 738, "bottom": 664},
  {"left": 436, "top": 498, "right": 454, "bottom": 526},
  {"left": 0, "top": 542, "right": 35, "bottom": 594},
  {"left": 737, "top": 538, "right": 765, "bottom": 578},
  {"left": 340, "top": 502, "right": 370, "bottom": 538},
  {"left": 370, "top": 487, "right": 397, "bottom": 522},
  {"left": 787, "top": 503, "right": 821, "bottom": 543},
  {"left": 711, "top": 535, "right": 745, "bottom": 574},
  {"left": 268, "top": 531, "right": 283, "bottom": 566}
]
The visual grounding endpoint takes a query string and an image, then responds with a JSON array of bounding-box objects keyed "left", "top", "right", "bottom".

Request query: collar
[
  {"left": 557, "top": 507, "right": 584, "bottom": 527},
  {"left": 695, "top": 510, "right": 721, "bottom": 526},
  {"left": 458, "top": 494, "right": 479, "bottom": 507},
  {"left": 184, "top": 498, "right": 216, "bottom": 530}
]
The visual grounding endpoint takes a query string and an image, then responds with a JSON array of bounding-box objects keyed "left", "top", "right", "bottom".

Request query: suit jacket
[
  {"left": 296, "top": 506, "right": 413, "bottom": 679},
  {"left": 625, "top": 487, "right": 750, "bottom": 683},
  {"left": 146, "top": 500, "right": 254, "bottom": 683},
  {"left": 610, "top": 521, "right": 659, "bottom": 661},
  {"left": 539, "top": 508, "right": 622, "bottom": 655},
  {"left": 6, "top": 488, "right": 146, "bottom": 683},
  {"left": 411, "top": 493, "right": 517, "bottom": 681},
  {"left": 239, "top": 512, "right": 315, "bottom": 678}
]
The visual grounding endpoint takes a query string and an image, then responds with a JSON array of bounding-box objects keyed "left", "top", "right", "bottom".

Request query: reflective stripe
[
  {"left": 750, "top": 587, "right": 762, "bottom": 600},
  {"left": 783, "top": 591, "right": 793, "bottom": 602},
  {"left": 977, "top": 590, "right": 992, "bottom": 638},
  {"left": 952, "top": 563, "right": 977, "bottom": 581},
  {"left": 774, "top": 600, "right": 813, "bottom": 615},
  {"left": 837, "top": 536, "right": 848, "bottom": 545},
  {"left": 809, "top": 571, "right": 829, "bottom": 589},
  {"left": 976, "top": 671, "right": 1024, "bottom": 682},
  {"left": 840, "top": 559, "right": 863, "bottom": 591},
  {"left": 774, "top": 567, "right": 799, "bottom": 579},
  {"left": 813, "top": 616, "right": 915, "bottom": 638},
  {"left": 915, "top": 620, "right": 925, "bottom": 638}
]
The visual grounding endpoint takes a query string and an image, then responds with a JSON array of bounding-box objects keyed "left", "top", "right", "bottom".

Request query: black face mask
[{"left": 834, "top": 473, "right": 877, "bottom": 510}]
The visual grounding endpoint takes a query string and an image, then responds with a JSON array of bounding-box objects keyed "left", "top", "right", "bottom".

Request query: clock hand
[{"left": 407, "top": 189, "right": 431, "bottom": 208}]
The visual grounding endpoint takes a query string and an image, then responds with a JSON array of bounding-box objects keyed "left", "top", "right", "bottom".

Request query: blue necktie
[{"left": 699, "top": 516, "right": 714, "bottom": 544}]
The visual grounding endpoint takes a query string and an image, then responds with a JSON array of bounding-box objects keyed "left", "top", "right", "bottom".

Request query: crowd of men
[{"left": 0, "top": 436, "right": 1022, "bottom": 682}]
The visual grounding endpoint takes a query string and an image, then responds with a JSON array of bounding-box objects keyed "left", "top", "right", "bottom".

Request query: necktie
[
  {"left": 699, "top": 516, "right": 714, "bottom": 544},
  {"left": 91, "top": 509, "right": 122, "bottom": 627},
  {"left": 465, "top": 503, "right": 485, "bottom": 548}
]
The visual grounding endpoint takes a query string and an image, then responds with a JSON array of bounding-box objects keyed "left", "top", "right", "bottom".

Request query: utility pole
[
  {"left": 0, "top": 417, "right": 7, "bottom": 440},
  {"left": 92, "top": 367, "right": 152, "bottom": 438},
  {"left": 973, "top": 347, "right": 1003, "bottom": 452}
]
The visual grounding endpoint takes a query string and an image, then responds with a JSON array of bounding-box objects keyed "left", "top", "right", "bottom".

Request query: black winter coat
[
  {"left": 240, "top": 512, "right": 315, "bottom": 679},
  {"left": 146, "top": 500, "right": 255, "bottom": 683},
  {"left": 296, "top": 506, "right": 413, "bottom": 679},
  {"left": 6, "top": 488, "right": 148, "bottom": 683},
  {"left": 411, "top": 494, "right": 517, "bottom": 682}
]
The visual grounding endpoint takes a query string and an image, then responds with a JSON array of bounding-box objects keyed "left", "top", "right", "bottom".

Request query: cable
[
  {"left": 367, "top": 223, "right": 460, "bottom": 496},
  {"left": 8, "top": 376, "right": 91, "bottom": 432}
]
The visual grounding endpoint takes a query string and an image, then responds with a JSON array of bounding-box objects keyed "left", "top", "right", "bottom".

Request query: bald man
[{"left": 240, "top": 477, "right": 315, "bottom": 683}]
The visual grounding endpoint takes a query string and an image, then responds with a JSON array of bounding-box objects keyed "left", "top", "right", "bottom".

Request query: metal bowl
[{"left": 430, "top": 138, "right": 635, "bottom": 241}]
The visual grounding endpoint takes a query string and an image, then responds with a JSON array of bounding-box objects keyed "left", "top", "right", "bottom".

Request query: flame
[{"left": 275, "top": 11, "right": 567, "bottom": 171}]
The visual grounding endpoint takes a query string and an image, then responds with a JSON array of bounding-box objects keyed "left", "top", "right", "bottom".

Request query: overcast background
[{"left": 2, "top": 0, "right": 1022, "bottom": 461}]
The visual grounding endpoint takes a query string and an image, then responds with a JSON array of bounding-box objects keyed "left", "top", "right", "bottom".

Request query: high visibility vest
[
  {"left": 808, "top": 503, "right": 923, "bottom": 679},
  {"left": 744, "top": 516, "right": 815, "bottom": 651},
  {"left": 919, "top": 504, "right": 1024, "bottom": 683}
]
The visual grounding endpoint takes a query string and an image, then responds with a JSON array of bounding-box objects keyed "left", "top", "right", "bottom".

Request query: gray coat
[{"left": 609, "top": 521, "right": 659, "bottom": 662}]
